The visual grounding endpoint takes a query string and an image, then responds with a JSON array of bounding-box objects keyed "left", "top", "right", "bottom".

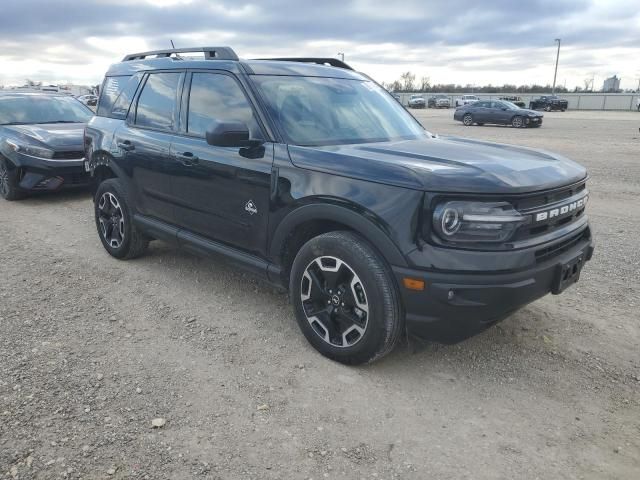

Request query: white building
[{"left": 602, "top": 75, "right": 621, "bottom": 92}]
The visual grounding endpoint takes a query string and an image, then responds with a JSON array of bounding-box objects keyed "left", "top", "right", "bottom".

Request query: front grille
[
  {"left": 508, "top": 181, "right": 588, "bottom": 243},
  {"left": 535, "top": 228, "right": 589, "bottom": 263},
  {"left": 52, "top": 151, "right": 84, "bottom": 160}
]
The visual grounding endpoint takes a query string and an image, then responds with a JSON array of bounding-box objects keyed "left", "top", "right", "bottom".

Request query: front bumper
[
  {"left": 393, "top": 229, "right": 594, "bottom": 343},
  {"left": 12, "top": 154, "right": 92, "bottom": 191}
]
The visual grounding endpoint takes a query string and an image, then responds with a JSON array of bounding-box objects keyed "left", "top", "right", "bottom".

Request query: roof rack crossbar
[
  {"left": 122, "top": 47, "right": 238, "bottom": 62},
  {"left": 258, "top": 57, "right": 354, "bottom": 70}
]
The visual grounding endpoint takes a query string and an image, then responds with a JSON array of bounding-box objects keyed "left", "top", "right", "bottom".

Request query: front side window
[
  {"left": 135, "top": 72, "right": 181, "bottom": 130},
  {"left": 187, "top": 73, "right": 261, "bottom": 138},
  {"left": 0, "top": 95, "right": 92, "bottom": 125},
  {"left": 252, "top": 76, "right": 426, "bottom": 146}
]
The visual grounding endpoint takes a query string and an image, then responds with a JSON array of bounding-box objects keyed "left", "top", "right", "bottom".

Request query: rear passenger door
[
  {"left": 169, "top": 71, "right": 273, "bottom": 256},
  {"left": 114, "top": 70, "right": 184, "bottom": 224}
]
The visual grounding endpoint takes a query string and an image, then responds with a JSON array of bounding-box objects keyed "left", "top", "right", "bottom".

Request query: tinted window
[
  {"left": 97, "top": 76, "right": 130, "bottom": 117},
  {"left": 253, "top": 76, "right": 426, "bottom": 146},
  {"left": 187, "top": 73, "right": 260, "bottom": 138},
  {"left": 110, "top": 73, "right": 143, "bottom": 119},
  {"left": 135, "top": 72, "right": 181, "bottom": 130},
  {"left": 0, "top": 95, "right": 92, "bottom": 125},
  {"left": 475, "top": 101, "right": 491, "bottom": 108}
]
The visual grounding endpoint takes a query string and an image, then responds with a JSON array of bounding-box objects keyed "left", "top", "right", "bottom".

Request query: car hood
[
  {"left": 1, "top": 123, "right": 85, "bottom": 150},
  {"left": 517, "top": 108, "right": 543, "bottom": 116},
  {"left": 288, "top": 136, "right": 587, "bottom": 194}
]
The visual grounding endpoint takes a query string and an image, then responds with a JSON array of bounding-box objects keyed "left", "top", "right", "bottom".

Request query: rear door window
[{"left": 134, "top": 72, "right": 182, "bottom": 131}]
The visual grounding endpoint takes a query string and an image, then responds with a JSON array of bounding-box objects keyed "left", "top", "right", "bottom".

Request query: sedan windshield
[
  {"left": 497, "top": 101, "right": 520, "bottom": 110},
  {"left": 253, "top": 76, "right": 426, "bottom": 146},
  {"left": 0, "top": 95, "right": 93, "bottom": 125}
]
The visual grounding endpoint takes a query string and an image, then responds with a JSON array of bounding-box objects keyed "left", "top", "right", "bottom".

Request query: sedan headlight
[
  {"left": 432, "top": 201, "right": 527, "bottom": 243},
  {"left": 6, "top": 139, "right": 54, "bottom": 159}
]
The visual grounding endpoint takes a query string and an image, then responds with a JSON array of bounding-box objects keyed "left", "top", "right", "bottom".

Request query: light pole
[
  {"left": 552, "top": 38, "right": 561, "bottom": 94},
  {"left": 337, "top": 52, "right": 345, "bottom": 62}
]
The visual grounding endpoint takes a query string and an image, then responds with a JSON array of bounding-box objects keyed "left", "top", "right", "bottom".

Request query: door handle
[
  {"left": 175, "top": 151, "right": 199, "bottom": 166},
  {"left": 117, "top": 140, "right": 135, "bottom": 152}
]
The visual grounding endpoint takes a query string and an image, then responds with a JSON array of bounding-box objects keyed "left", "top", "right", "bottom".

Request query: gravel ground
[{"left": 1, "top": 109, "right": 639, "bottom": 479}]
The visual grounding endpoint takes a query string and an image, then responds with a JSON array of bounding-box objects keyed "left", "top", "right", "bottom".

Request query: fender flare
[{"left": 269, "top": 203, "right": 409, "bottom": 268}]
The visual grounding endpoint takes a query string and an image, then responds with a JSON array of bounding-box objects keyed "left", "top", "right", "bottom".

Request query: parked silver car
[{"left": 407, "top": 94, "right": 426, "bottom": 109}]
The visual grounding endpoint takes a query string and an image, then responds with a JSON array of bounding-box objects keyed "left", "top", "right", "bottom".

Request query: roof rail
[
  {"left": 259, "top": 57, "right": 354, "bottom": 70},
  {"left": 122, "top": 47, "right": 238, "bottom": 62}
]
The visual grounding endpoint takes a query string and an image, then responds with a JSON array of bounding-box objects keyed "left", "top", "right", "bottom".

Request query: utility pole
[
  {"left": 552, "top": 38, "right": 561, "bottom": 94},
  {"left": 337, "top": 52, "right": 345, "bottom": 62}
]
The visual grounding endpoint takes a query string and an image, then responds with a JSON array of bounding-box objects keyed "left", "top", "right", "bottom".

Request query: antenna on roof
[{"left": 170, "top": 40, "right": 176, "bottom": 48}]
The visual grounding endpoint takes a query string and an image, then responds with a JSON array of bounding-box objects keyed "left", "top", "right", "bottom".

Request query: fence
[{"left": 395, "top": 93, "right": 640, "bottom": 111}]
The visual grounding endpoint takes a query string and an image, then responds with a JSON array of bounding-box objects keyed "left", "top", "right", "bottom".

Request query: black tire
[
  {"left": 463, "top": 113, "right": 474, "bottom": 126},
  {"left": 0, "top": 158, "right": 25, "bottom": 201},
  {"left": 544, "top": 105, "right": 552, "bottom": 112},
  {"left": 477, "top": 122, "right": 485, "bottom": 126},
  {"left": 94, "top": 179, "right": 149, "bottom": 260},
  {"left": 511, "top": 116, "right": 524, "bottom": 128},
  {"left": 289, "top": 231, "right": 403, "bottom": 365}
]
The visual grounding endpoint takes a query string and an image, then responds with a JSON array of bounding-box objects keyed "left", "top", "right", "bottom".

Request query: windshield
[
  {"left": 0, "top": 95, "right": 93, "bottom": 125},
  {"left": 253, "top": 76, "right": 426, "bottom": 146},
  {"left": 498, "top": 101, "right": 520, "bottom": 110}
]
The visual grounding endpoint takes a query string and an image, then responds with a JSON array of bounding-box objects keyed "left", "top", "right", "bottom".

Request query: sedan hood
[
  {"left": 1, "top": 123, "right": 85, "bottom": 150},
  {"left": 288, "top": 136, "right": 587, "bottom": 194},
  {"left": 517, "top": 108, "right": 543, "bottom": 116}
]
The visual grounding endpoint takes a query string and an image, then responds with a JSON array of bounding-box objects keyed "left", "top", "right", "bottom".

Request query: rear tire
[
  {"left": 94, "top": 179, "right": 149, "bottom": 260},
  {"left": 463, "top": 113, "right": 474, "bottom": 126},
  {"left": 0, "top": 158, "right": 25, "bottom": 201},
  {"left": 289, "top": 231, "right": 403, "bottom": 365}
]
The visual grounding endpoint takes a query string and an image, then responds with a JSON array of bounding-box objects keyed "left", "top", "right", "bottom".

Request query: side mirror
[{"left": 205, "top": 120, "right": 260, "bottom": 148}]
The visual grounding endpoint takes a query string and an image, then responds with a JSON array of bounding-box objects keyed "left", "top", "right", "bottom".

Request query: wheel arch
[{"left": 270, "top": 202, "right": 409, "bottom": 281}]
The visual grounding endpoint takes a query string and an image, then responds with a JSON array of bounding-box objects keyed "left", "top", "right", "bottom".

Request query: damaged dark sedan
[
  {"left": 454, "top": 100, "right": 543, "bottom": 128},
  {"left": 0, "top": 92, "right": 93, "bottom": 200}
]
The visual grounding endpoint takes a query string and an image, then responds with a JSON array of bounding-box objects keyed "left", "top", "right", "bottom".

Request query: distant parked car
[
  {"left": 391, "top": 93, "right": 401, "bottom": 102},
  {"left": 428, "top": 94, "right": 451, "bottom": 108},
  {"left": 0, "top": 92, "right": 93, "bottom": 200},
  {"left": 77, "top": 94, "right": 98, "bottom": 107},
  {"left": 454, "top": 100, "right": 543, "bottom": 128},
  {"left": 407, "top": 95, "right": 426, "bottom": 109},
  {"left": 529, "top": 95, "right": 568, "bottom": 111},
  {"left": 454, "top": 94, "right": 479, "bottom": 107},
  {"left": 499, "top": 96, "right": 526, "bottom": 108}
]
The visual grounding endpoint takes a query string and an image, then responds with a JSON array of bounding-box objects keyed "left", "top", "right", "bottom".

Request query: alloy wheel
[
  {"left": 300, "top": 256, "right": 369, "bottom": 348},
  {"left": 97, "top": 192, "right": 125, "bottom": 249},
  {"left": 463, "top": 114, "right": 473, "bottom": 126},
  {"left": 512, "top": 116, "right": 523, "bottom": 128},
  {"left": 0, "top": 161, "right": 9, "bottom": 198}
]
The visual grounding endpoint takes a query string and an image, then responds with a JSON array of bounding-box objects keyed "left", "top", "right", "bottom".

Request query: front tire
[
  {"left": 0, "top": 158, "right": 25, "bottom": 201},
  {"left": 94, "top": 179, "right": 149, "bottom": 260},
  {"left": 289, "top": 231, "right": 403, "bottom": 365},
  {"left": 511, "top": 116, "right": 524, "bottom": 128},
  {"left": 463, "top": 113, "right": 474, "bottom": 126}
]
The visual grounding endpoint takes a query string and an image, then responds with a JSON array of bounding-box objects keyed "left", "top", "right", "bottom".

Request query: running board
[{"left": 133, "top": 214, "right": 284, "bottom": 287}]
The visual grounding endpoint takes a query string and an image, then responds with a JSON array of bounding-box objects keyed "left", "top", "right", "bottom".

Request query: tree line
[{"left": 380, "top": 71, "right": 630, "bottom": 94}]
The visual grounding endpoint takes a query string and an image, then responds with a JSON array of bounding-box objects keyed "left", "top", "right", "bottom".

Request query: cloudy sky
[{"left": 1, "top": 0, "right": 639, "bottom": 90}]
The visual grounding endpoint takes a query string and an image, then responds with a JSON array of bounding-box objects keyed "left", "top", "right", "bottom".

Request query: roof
[
  {"left": 105, "top": 47, "right": 365, "bottom": 80},
  {"left": 0, "top": 90, "right": 66, "bottom": 97}
]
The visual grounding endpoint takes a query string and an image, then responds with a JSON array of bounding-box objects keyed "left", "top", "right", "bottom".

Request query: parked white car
[{"left": 455, "top": 95, "right": 479, "bottom": 107}]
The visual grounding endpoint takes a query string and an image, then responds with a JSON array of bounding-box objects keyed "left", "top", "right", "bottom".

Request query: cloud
[{"left": 0, "top": 0, "right": 639, "bottom": 89}]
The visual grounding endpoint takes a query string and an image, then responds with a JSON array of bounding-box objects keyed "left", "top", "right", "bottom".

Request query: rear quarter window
[{"left": 97, "top": 74, "right": 143, "bottom": 119}]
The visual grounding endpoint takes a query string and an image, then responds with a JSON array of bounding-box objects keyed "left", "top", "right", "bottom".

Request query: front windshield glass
[
  {"left": 499, "top": 101, "right": 520, "bottom": 110},
  {"left": 252, "top": 76, "right": 426, "bottom": 146},
  {"left": 0, "top": 95, "right": 93, "bottom": 125}
]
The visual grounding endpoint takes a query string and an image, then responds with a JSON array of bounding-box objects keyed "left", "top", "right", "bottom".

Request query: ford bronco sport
[{"left": 85, "top": 47, "right": 594, "bottom": 365}]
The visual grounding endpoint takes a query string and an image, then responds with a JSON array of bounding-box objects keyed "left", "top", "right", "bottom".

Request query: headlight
[
  {"left": 432, "top": 201, "right": 527, "bottom": 243},
  {"left": 6, "top": 139, "right": 54, "bottom": 159}
]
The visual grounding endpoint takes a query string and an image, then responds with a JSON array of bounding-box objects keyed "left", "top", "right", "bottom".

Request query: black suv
[
  {"left": 529, "top": 95, "right": 568, "bottom": 111},
  {"left": 85, "top": 47, "right": 594, "bottom": 364}
]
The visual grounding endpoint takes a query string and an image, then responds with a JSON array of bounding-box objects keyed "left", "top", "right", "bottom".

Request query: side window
[
  {"left": 110, "top": 73, "right": 143, "bottom": 119},
  {"left": 135, "top": 72, "right": 181, "bottom": 130},
  {"left": 476, "top": 101, "right": 490, "bottom": 108},
  {"left": 187, "top": 73, "right": 261, "bottom": 138},
  {"left": 97, "top": 76, "right": 131, "bottom": 117}
]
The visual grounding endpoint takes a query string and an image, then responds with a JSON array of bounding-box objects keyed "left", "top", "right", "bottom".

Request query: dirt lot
[{"left": 1, "top": 109, "right": 639, "bottom": 479}]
